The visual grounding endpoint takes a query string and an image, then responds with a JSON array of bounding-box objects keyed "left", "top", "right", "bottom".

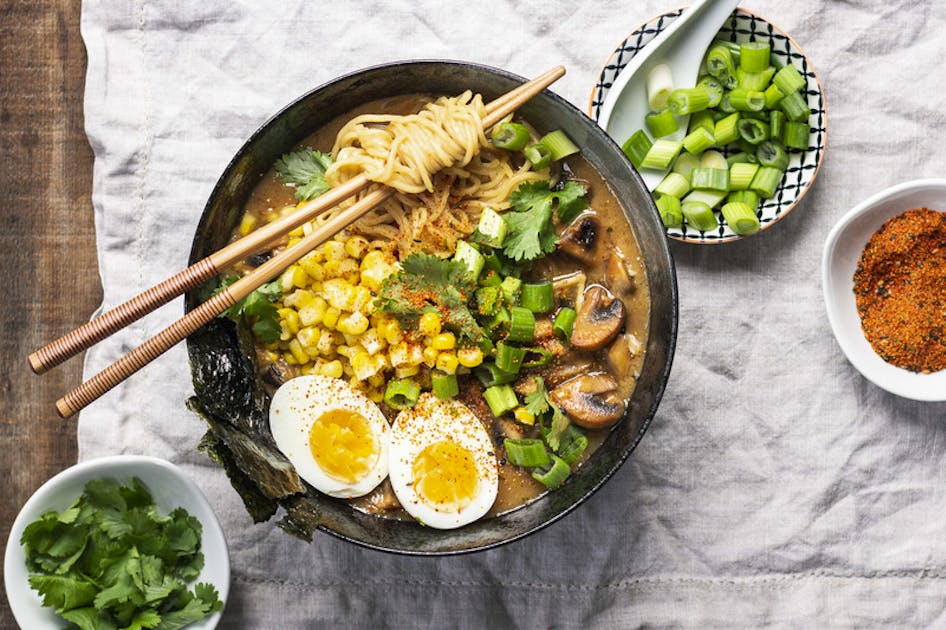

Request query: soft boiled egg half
[
  {"left": 389, "top": 394, "right": 498, "bottom": 529},
  {"left": 269, "top": 375, "right": 389, "bottom": 499}
]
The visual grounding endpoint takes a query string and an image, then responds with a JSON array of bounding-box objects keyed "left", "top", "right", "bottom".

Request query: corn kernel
[
  {"left": 338, "top": 258, "right": 359, "bottom": 278},
  {"left": 419, "top": 312, "right": 442, "bottom": 337},
  {"left": 300, "top": 363, "right": 318, "bottom": 376},
  {"left": 323, "top": 306, "right": 341, "bottom": 329},
  {"left": 288, "top": 225, "right": 305, "bottom": 238},
  {"left": 283, "top": 351, "right": 298, "bottom": 365},
  {"left": 407, "top": 343, "right": 424, "bottom": 366},
  {"left": 337, "top": 311, "right": 370, "bottom": 336},
  {"left": 239, "top": 214, "right": 257, "bottom": 236},
  {"left": 351, "top": 286, "right": 374, "bottom": 314},
  {"left": 351, "top": 350, "right": 378, "bottom": 380},
  {"left": 324, "top": 240, "right": 348, "bottom": 262},
  {"left": 389, "top": 342, "right": 409, "bottom": 368},
  {"left": 345, "top": 235, "right": 370, "bottom": 258},
  {"left": 395, "top": 364, "right": 420, "bottom": 379},
  {"left": 288, "top": 339, "right": 309, "bottom": 365},
  {"left": 298, "top": 300, "right": 327, "bottom": 327},
  {"left": 298, "top": 253, "right": 325, "bottom": 281},
  {"left": 281, "top": 265, "right": 309, "bottom": 290},
  {"left": 431, "top": 332, "right": 456, "bottom": 351},
  {"left": 436, "top": 351, "right": 459, "bottom": 374},
  {"left": 283, "top": 289, "right": 313, "bottom": 309},
  {"left": 296, "top": 326, "right": 320, "bottom": 356},
  {"left": 514, "top": 407, "right": 536, "bottom": 426},
  {"left": 457, "top": 346, "right": 484, "bottom": 368},
  {"left": 278, "top": 308, "right": 301, "bottom": 335},
  {"left": 335, "top": 344, "right": 355, "bottom": 359},
  {"left": 367, "top": 389, "right": 384, "bottom": 403},
  {"left": 316, "top": 330, "right": 335, "bottom": 356},
  {"left": 322, "top": 278, "right": 354, "bottom": 311},
  {"left": 358, "top": 328, "right": 384, "bottom": 355},
  {"left": 422, "top": 346, "right": 439, "bottom": 368},
  {"left": 360, "top": 251, "right": 396, "bottom": 292},
  {"left": 319, "top": 360, "right": 344, "bottom": 378},
  {"left": 368, "top": 373, "right": 385, "bottom": 388},
  {"left": 324, "top": 259, "right": 342, "bottom": 278}
]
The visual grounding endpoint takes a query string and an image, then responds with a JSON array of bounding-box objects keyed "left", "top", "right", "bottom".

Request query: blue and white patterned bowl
[{"left": 590, "top": 8, "right": 827, "bottom": 244}]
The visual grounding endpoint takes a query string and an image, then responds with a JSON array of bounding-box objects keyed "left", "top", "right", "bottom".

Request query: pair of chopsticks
[{"left": 31, "top": 66, "right": 567, "bottom": 418}]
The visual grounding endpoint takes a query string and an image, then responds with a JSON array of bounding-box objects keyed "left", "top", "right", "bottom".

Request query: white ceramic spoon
[{"left": 598, "top": 0, "right": 742, "bottom": 190}]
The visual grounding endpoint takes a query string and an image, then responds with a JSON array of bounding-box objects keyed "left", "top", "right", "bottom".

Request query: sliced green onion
[
  {"left": 474, "top": 362, "right": 516, "bottom": 387},
  {"left": 553, "top": 307, "right": 577, "bottom": 340},
  {"left": 737, "top": 138, "right": 760, "bottom": 154},
  {"left": 683, "top": 188, "right": 727, "bottom": 209},
  {"left": 640, "top": 140, "right": 683, "bottom": 171},
  {"left": 483, "top": 250, "right": 502, "bottom": 274},
  {"left": 749, "top": 166, "right": 783, "bottom": 198},
  {"left": 756, "top": 140, "right": 789, "bottom": 170},
  {"left": 683, "top": 127, "right": 715, "bottom": 155},
  {"left": 737, "top": 118, "right": 769, "bottom": 145},
  {"left": 484, "top": 384, "right": 519, "bottom": 417},
  {"left": 531, "top": 454, "right": 571, "bottom": 489},
  {"left": 728, "top": 87, "right": 765, "bottom": 112},
  {"left": 736, "top": 67, "right": 775, "bottom": 92},
  {"left": 654, "top": 172, "right": 690, "bottom": 199},
  {"left": 621, "top": 130, "right": 652, "bottom": 169},
  {"left": 479, "top": 269, "right": 502, "bottom": 287},
  {"left": 504, "top": 438, "right": 550, "bottom": 467},
  {"left": 645, "top": 109, "right": 679, "bottom": 138},
  {"left": 700, "top": 150, "right": 728, "bottom": 170},
  {"left": 711, "top": 39, "right": 742, "bottom": 58},
  {"left": 521, "top": 281, "right": 553, "bottom": 313},
  {"left": 669, "top": 87, "right": 711, "bottom": 115},
  {"left": 690, "top": 167, "right": 729, "bottom": 192},
  {"left": 495, "top": 341, "right": 526, "bottom": 374},
  {"left": 431, "top": 370, "right": 459, "bottom": 399},
  {"left": 769, "top": 110, "right": 786, "bottom": 142},
  {"left": 772, "top": 64, "right": 806, "bottom": 94},
  {"left": 557, "top": 424, "right": 588, "bottom": 465},
  {"left": 726, "top": 152, "right": 755, "bottom": 167},
  {"left": 713, "top": 112, "right": 740, "bottom": 145},
  {"left": 507, "top": 306, "right": 535, "bottom": 343},
  {"left": 764, "top": 83, "right": 785, "bottom": 109},
  {"left": 717, "top": 92, "right": 736, "bottom": 114},
  {"left": 672, "top": 152, "right": 701, "bottom": 178},
  {"left": 782, "top": 121, "right": 810, "bottom": 150},
  {"left": 383, "top": 378, "right": 420, "bottom": 409},
  {"left": 647, "top": 63, "right": 675, "bottom": 110},
  {"left": 656, "top": 194, "right": 683, "bottom": 228},
  {"left": 728, "top": 189, "right": 759, "bottom": 208},
  {"left": 697, "top": 76, "right": 724, "bottom": 108},
  {"left": 500, "top": 275, "right": 522, "bottom": 305},
  {"left": 780, "top": 90, "right": 810, "bottom": 122},
  {"left": 729, "top": 162, "right": 759, "bottom": 191},
  {"left": 739, "top": 41, "right": 771, "bottom": 72},
  {"left": 688, "top": 110, "right": 715, "bottom": 136},
  {"left": 706, "top": 43, "right": 736, "bottom": 88},
  {"left": 453, "top": 240, "right": 484, "bottom": 281},
  {"left": 681, "top": 200, "right": 719, "bottom": 232},
  {"left": 476, "top": 285, "right": 502, "bottom": 316},
  {"left": 721, "top": 201, "right": 761, "bottom": 236},
  {"left": 540, "top": 130, "right": 580, "bottom": 161},
  {"left": 522, "top": 347, "right": 554, "bottom": 369},
  {"left": 491, "top": 122, "right": 530, "bottom": 151},
  {"left": 524, "top": 143, "right": 552, "bottom": 170},
  {"left": 485, "top": 306, "right": 510, "bottom": 337},
  {"left": 471, "top": 207, "right": 507, "bottom": 248}
]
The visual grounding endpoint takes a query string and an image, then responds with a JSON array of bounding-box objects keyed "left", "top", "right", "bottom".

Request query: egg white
[
  {"left": 269, "top": 375, "right": 389, "bottom": 499},
  {"left": 389, "top": 394, "right": 498, "bottom": 529}
]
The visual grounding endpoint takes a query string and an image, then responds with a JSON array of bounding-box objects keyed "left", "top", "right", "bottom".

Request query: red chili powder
[{"left": 853, "top": 207, "right": 946, "bottom": 373}]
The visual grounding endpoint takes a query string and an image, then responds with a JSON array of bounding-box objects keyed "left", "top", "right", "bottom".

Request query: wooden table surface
[{"left": 0, "top": 0, "right": 100, "bottom": 624}]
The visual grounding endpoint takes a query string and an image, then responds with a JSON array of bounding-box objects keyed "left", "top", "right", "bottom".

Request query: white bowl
[
  {"left": 4, "top": 455, "right": 229, "bottom": 629},
  {"left": 822, "top": 179, "right": 946, "bottom": 401}
]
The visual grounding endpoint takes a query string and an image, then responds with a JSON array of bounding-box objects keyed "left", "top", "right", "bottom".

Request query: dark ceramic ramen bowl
[{"left": 185, "top": 61, "right": 678, "bottom": 554}]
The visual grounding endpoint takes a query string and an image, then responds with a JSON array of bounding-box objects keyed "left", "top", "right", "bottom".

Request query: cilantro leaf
[
  {"left": 525, "top": 376, "right": 571, "bottom": 451},
  {"left": 274, "top": 148, "right": 334, "bottom": 201},
  {"left": 215, "top": 276, "right": 283, "bottom": 344},
  {"left": 378, "top": 253, "right": 485, "bottom": 343},
  {"left": 524, "top": 377, "right": 551, "bottom": 417},
  {"left": 502, "top": 180, "right": 589, "bottom": 261}
]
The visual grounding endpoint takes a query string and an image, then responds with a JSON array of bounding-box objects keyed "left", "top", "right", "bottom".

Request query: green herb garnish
[
  {"left": 20, "top": 477, "right": 223, "bottom": 630},
  {"left": 216, "top": 275, "right": 282, "bottom": 343},
  {"left": 525, "top": 376, "right": 570, "bottom": 451},
  {"left": 274, "top": 148, "right": 334, "bottom": 201},
  {"left": 377, "top": 253, "right": 484, "bottom": 344},
  {"left": 502, "top": 180, "right": 589, "bottom": 261}
]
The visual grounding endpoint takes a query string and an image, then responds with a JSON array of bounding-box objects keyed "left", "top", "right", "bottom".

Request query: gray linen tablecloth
[{"left": 78, "top": 0, "right": 946, "bottom": 627}]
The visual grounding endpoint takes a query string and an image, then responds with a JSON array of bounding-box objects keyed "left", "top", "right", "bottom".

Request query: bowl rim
[
  {"left": 3, "top": 455, "right": 230, "bottom": 628},
  {"left": 588, "top": 6, "right": 828, "bottom": 245},
  {"left": 187, "top": 59, "right": 678, "bottom": 554},
  {"left": 821, "top": 177, "right": 946, "bottom": 401}
]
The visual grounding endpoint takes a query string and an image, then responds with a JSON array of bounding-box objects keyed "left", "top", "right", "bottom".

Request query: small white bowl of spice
[{"left": 822, "top": 179, "right": 946, "bottom": 401}]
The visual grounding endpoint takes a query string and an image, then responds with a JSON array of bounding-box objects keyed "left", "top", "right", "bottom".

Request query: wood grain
[{"left": 0, "top": 0, "right": 99, "bottom": 624}]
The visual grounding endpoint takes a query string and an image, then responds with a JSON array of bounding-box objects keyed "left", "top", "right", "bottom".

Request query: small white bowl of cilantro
[{"left": 4, "top": 455, "right": 229, "bottom": 629}]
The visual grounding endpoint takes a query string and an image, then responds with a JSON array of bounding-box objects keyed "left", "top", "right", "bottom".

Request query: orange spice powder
[{"left": 853, "top": 208, "right": 946, "bottom": 373}]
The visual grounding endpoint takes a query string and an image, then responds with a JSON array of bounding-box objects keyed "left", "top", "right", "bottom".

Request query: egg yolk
[
  {"left": 309, "top": 409, "right": 377, "bottom": 484},
  {"left": 411, "top": 440, "right": 478, "bottom": 513}
]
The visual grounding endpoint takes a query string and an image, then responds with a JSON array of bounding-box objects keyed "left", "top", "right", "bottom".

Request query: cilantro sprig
[
  {"left": 216, "top": 276, "right": 282, "bottom": 343},
  {"left": 274, "top": 148, "right": 334, "bottom": 201},
  {"left": 502, "top": 180, "right": 589, "bottom": 262},
  {"left": 377, "top": 253, "right": 485, "bottom": 343},
  {"left": 20, "top": 478, "right": 223, "bottom": 630},
  {"left": 524, "top": 376, "right": 570, "bottom": 451}
]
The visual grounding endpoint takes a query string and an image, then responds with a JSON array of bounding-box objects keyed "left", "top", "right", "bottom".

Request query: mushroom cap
[
  {"left": 550, "top": 373, "right": 626, "bottom": 429},
  {"left": 571, "top": 285, "right": 626, "bottom": 351}
]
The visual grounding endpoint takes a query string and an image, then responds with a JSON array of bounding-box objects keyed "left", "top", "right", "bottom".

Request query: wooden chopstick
[
  {"left": 29, "top": 65, "right": 566, "bottom": 375},
  {"left": 52, "top": 65, "right": 566, "bottom": 418}
]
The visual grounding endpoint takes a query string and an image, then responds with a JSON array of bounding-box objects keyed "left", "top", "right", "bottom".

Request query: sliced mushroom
[
  {"left": 533, "top": 360, "right": 594, "bottom": 389},
  {"left": 607, "top": 251, "right": 636, "bottom": 297},
  {"left": 552, "top": 271, "right": 586, "bottom": 310},
  {"left": 558, "top": 213, "right": 600, "bottom": 264},
  {"left": 571, "top": 285, "right": 625, "bottom": 351},
  {"left": 607, "top": 333, "right": 643, "bottom": 382},
  {"left": 551, "top": 373, "right": 626, "bottom": 429}
]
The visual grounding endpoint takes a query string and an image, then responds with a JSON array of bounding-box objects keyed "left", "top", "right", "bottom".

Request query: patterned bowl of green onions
[{"left": 590, "top": 7, "right": 826, "bottom": 243}]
